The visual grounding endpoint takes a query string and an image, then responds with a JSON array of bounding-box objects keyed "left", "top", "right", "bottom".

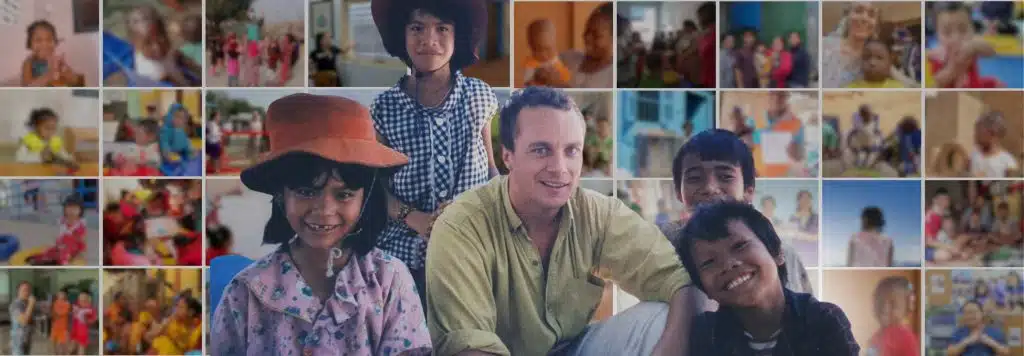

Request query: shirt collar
[
  {"left": 392, "top": 71, "right": 465, "bottom": 116},
  {"left": 238, "top": 248, "right": 379, "bottom": 326},
  {"left": 498, "top": 177, "right": 577, "bottom": 236}
]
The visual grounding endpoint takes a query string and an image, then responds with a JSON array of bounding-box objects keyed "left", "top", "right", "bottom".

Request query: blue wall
[{"left": 617, "top": 91, "right": 715, "bottom": 174}]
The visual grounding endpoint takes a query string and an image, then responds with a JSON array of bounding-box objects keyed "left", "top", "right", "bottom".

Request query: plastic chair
[{"left": 209, "top": 255, "right": 254, "bottom": 315}]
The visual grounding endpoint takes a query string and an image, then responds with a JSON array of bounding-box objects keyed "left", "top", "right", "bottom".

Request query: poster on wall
[
  {"left": 930, "top": 273, "right": 945, "bottom": 294},
  {"left": 310, "top": 1, "right": 334, "bottom": 43},
  {"left": 1008, "top": 327, "right": 1021, "bottom": 347}
]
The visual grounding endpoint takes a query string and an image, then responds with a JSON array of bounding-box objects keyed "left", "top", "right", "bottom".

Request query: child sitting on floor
[
  {"left": 27, "top": 194, "right": 87, "bottom": 265},
  {"left": 675, "top": 202, "right": 859, "bottom": 355}
]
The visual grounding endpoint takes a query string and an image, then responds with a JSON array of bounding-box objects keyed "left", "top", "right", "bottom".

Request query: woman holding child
[
  {"left": 533, "top": 2, "right": 615, "bottom": 88},
  {"left": 211, "top": 94, "right": 430, "bottom": 355},
  {"left": 821, "top": 1, "right": 918, "bottom": 88}
]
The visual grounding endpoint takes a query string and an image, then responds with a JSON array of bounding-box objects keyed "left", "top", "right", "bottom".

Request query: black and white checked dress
[{"left": 371, "top": 71, "right": 498, "bottom": 270}]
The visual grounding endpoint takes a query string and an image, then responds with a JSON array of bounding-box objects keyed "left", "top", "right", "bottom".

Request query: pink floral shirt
[{"left": 211, "top": 248, "right": 431, "bottom": 356}]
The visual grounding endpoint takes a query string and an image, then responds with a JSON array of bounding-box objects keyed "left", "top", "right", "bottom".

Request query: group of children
[
  {"left": 209, "top": 10, "right": 299, "bottom": 87},
  {"left": 102, "top": 180, "right": 203, "bottom": 267},
  {"left": 120, "top": 5, "right": 202, "bottom": 86},
  {"left": 104, "top": 289, "right": 202, "bottom": 355},
  {"left": 106, "top": 103, "right": 197, "bottom": 177},
  {"left": 826, "top": 104, "right": 923, "bottom": 177},
  {"left": 967, "top": 273, "right": 1024, "bottom": 315},
  {"left": 8, "top": 282, "right": 96, "bottom": 355},
  {"left": 16, "top": 108, "right": 81, "bottom": 174},
  {"left": 617, "top": 3, "right": 716, "bottom": 88},
  {"left": 926, "top": 182, "right": 1023, "bottom": 266},
  {"left": 722, "top": 30, "right": 812, "bottom": 89}
]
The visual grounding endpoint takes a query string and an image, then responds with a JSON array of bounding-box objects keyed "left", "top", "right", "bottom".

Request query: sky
[
  {"left": 823, "top": 180, "right": 923, "bottom": 267},
  {"left": 221, "top": 89, "right": 304, "bottom": 109}
]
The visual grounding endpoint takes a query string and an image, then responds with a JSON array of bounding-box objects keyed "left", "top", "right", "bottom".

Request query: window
[
  {"left": 636, "top": 91, "right": 660, "bottom": 122},
  {"left": 348, "top": 3, "right": 389, "bottom": 59}
]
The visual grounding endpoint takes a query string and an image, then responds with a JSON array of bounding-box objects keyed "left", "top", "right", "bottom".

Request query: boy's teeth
[{"left": 726, "top": 273, "right": 753, "bottom": 290}]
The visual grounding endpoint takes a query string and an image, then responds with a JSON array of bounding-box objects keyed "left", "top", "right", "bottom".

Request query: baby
[
  {"left": 16, "top": 108, "right": 79, "bottom": 170},
  {"left": 847, "top": 39, "right": 905, "bottom": 88},
  {"left": 111, "top": 119, "right": 161, "bottom": 176},
  {"left": 523, "top": 19, "right": 570, "bottom": 86},
  {"left": 21, "top": 20, "right": 84, "bottom": 87},
  {"left": 928, "top": 2, "right": 1003, "bottom": 88},
  {"left": 969, "top": 111, "right": 1018, "bottom": 178}
]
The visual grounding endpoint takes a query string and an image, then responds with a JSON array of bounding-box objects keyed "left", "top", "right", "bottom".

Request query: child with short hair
[
  {"left": 27, "top": 194, "right": 87, "bottom": 266},
  {"left": 897, "top": 116, "right": 922, "bottom": 176},
  {"left": 866, "top": 277, "right": 920, "bottom": 356},
  {"left": 16, "top": 108, "right": 79, "bottom": 170},
  {"left": 847, "top": 39, "right": 905, "bottom": 88},
  {"left": 676, "top": 202, "right": 859, "bottom": 355},
  {"left": 21, "top": 20, "right": 84, "bottom": 87},
  {"left": 523, "top": 19, "right": 570, "bottom": 86},
  {"left": 148, "top": 296, "right": 202, "bottom": 355},
  {"left": 111, "top": 118, "right": 162, "bottom": 176},
  {"left": 50, "top": 290, "right": 71, "bottom": 354},
  {"left": 970, "top": 111, "right": 1018, "bottom": 178},
  {"left": 206, "top": 112, "right": 224, "bottom": 173},
  {"left": 848, "top": 206, "right": 894, "bottom": 267},
  {"left": 928, "top": 2, "right": 1004, "bottom": 88},
  {"left": 850, "top": 104, "right": 884, "bottom": 169},
  {"left": 70, "top": 292, "right": 96, "bottom": 355}
]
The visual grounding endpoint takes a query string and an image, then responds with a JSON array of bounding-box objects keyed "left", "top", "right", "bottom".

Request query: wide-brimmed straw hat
[
  {"left": 240, "top": 93, "right": 408, "bottom": 194},
  {"left": 371, "top": 0, "right": 488, "bottom": 69}
]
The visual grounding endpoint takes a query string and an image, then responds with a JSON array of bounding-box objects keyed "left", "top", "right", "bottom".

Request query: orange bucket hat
[{"left": 240, "top": 93, "right": 408, "bottom": 194}]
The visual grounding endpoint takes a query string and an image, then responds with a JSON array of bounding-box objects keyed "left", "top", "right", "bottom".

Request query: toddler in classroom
[
  {"left": 27, "top": 194, "right": 87, "bottom": 266},
  {"left": 847, "top": 206, "right": 894, "bottom": 267},
  {"left": 969, "top": 111, "right": 1018, "bottom": 178},
  {"left": 16, "top": 108, "right": 80, "bottom": 170},
  {"left": 523, "top": 19, "right": 571, "bottom": 86},
  {"left": 847, "top": 39, "right": 906, "bottom": 88},
  {"left": 677, "top": 202, "right": 860, "bottom": 355},
  {"left": 928, "top": 2, "right": 1004, "bottom": 88},
  {"left": 110, "top": 119, "right": 162, "bottom": 176},
  {"left": 21, "top": 20, "right": 84, "bottom": 87},
  {"left": 866, "top": 277, "right": 920, "bottom": 356}
]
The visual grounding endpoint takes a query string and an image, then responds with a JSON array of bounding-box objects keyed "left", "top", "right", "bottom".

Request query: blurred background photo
[
  {"left": 719, "top": 1, "right": 819, "bottom": 89},
  {"left": 0, "top": 269, "right": 101, "bottom": 355},
  {"left": 102, "top": 0, "right": 202, "bottom": 87},
  {"left": 102, "top": 89, "right": 203, "bottom": 177},
  {"left": 925, "top": 1, "right": 1024, "bottom": 88},
  {"left": 208, "top": 0, "right": 306, "bottom": 87},
  {"left": 309, "top": 0, "right": 509, "bottom": 87},
  {"left": 823, "top": 180, "right": 923, "bottom": 267},
  {"left": 924, "top": 91, "right": 1024, "bottom": 178},
  {"left": 514, "top": 1, "right": 614, "bottom": 88},
  {"left": 616, "top": 1, "right": 717, "bottom": 88},
  {"left": 820, "top": 1, "right": 923, "bottom": 88},
  {"left": 822, "top": 269, "right": 923, "bottom": 355},
  {"left": 925, "top": 269, "right": 1023, "bottom": 356},
  {"left": 0, "top": 90, "right": 100, "bottom": 177},
  {"left": 924, "top": 180, "right": 1023, "bottom": 268},
  {"left": 821, "top": 91, "right": 923, "bottom": 178},
  {"left": 719, "top": 91, "right": 819, "bottom": 178},
  {"left": 101, "top": 268, "right": 202, "bottom": 355},
  {"left": 617, "top": 90, "right": 714, "bottom": 178},
  {"left": 204, "top": 89, "right": 300, "bottom": 175},
  {"left": 0, "top": 179, "right": 99, "bottom": 266},
  {"left": 101, "top": 179, "right": 202, "bottom": 267},
  {"left": 0, "top": 0, "right": 99, "bottom": 87}
]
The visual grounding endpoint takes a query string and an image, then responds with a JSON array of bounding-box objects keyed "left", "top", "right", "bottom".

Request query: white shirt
[
  {"left": 970, "top": 149, "right": 1018, "bottom": 178},
  {"left": 207, "top": 122, "right": 223, "bottom": 142},
  {"left": 134, "top": 52, "right": 167, "bottom": 81},
  {"left": 561, "top": 51, "right": 613, "bottom": 88}
]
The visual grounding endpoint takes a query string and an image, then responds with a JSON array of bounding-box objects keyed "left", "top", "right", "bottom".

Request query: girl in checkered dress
[{"left": 369, "top": 0, "right": 500, "bottom": 302}]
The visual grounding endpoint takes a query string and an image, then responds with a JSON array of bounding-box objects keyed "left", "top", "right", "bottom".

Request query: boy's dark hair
[
  {"left": 25, "top": 20, "right": 57, "bottom": 49},
  {"left": 673, "top": 201, "right": 788, "bottom": 293},
  {"left": 960, "top": 299, "right": 983, "bottom": 313},
  {"left": 63, "top": 194, "right": 86, "bottom": 218},
  {"left": 499, "top": 86, "right": 580, "bottom": 151},
  {"left": 182, "top": 296, "right": 201, "bottom": 316},
  {"left": 864, "top": 38, "right": 891, "bottom": 56},
  {"left": 861, "top": 206, "right": 886, "bottom": 231},
  {"left": 683, "top": 20, "right": 698, "bottom": 31},
  {"left": 261, "top": 154, "right": 387, "bottom": 257},
  {"left": 137, "top": 119, "right": 161, "bottom": 137},
  {"left": 872, "top": 276, "right": 911, "bottom": 321},
  {"left": 671, "top": 129, "right": 756, "bottom": 193},
  {"left": 207, "top": 226, "right": 233, "bottom": 249},
  {"left": 26, "top": 108, "right": 58, "bottom": 128},
  {"left": 384, "top": 4, "right": 476, "bottom": 71},
  {"left": 898, "top": 116, "right": 919, "bottom": 133},
  {"left": 934, "top": 187, "right": 949, "bottom": 198},
  {"left": 697, "top": 2, "right": 715, "bottom": 28}
]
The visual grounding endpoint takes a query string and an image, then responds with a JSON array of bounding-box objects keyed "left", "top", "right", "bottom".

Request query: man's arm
[{"left": 427, "top": 211, "right": 509, "bottom": 356}]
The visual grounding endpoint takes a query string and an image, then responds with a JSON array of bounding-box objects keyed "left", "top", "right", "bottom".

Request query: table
[{"left": 0, "top": 163, "right": 100, "bottom": 177}]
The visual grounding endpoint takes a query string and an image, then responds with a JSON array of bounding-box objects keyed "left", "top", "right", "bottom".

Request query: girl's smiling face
[
  {"left": 30, "top": 26, "right": 57, "bottom": 59},
  {"left": 283, "top": 174, "right": 365, "bottom": 250}
]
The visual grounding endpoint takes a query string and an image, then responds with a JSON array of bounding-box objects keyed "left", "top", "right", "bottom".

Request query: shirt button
[
  {"left": 439, "top": 190, "right": 448, "bottom": 199},
  {"left": 437, "top": 155, "right": 446, "bottom": 164},
  {"left": 435, "top": 116, "right": 445, "bottom": 125}
]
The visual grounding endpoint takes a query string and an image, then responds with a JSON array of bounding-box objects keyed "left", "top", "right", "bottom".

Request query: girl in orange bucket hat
[
  {"left": 210, "top": 93, "right": 431, "bottom": 356},
  {"left": 369, "top": 0, "right": 501, "bottom": 303}
]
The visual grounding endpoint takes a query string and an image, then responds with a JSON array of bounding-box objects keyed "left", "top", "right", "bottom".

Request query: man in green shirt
[{"left": 426, "top": 87, "right": 699, "bottom": 356}]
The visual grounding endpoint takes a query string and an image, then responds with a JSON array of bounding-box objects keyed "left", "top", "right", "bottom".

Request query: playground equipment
[{"left": 103, "top": 32, "right": 200, "bottom": 87}]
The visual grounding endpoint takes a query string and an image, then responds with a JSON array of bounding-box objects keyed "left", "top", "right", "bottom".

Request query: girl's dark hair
[
  {"left": 207, "top": 226, "right": 233, "bottom": 249},
  {"left": 27, "top": 108, "right": 58, "bottom": 128},
  {"left": 673, "top": 201, "right": 788, "bottom": 293},
  {"left": 261, "top": 154, "right": 389, "bottom": 256},
  {"left": 26, "top": 20, "right": 57, "bottom": 49},
  {"left": 182, "top": 296, "right": 201, "bottom": 316},
  {"left": 385, "top": 4, "right": 475, "bottom": 71},
  {"left": 898, "top": 116, "right": 919, "bottom": 133},
  {"left": 314, "top": 32, "right": 329, "bottom": 53},
  {"left": 861, "top": 206, "right": 885, "bottom": 230}
]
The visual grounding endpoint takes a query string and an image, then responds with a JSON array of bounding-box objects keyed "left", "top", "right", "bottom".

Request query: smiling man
[{"left": 426, "top": 86, "right": 699, "bottom": 356}]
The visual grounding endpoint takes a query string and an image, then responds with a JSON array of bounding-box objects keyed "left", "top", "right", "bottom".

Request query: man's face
[
  {"left": 676, "top": 153, "right": 753, "bottom": 209},
  {"left": 503, "top": 107, "right": 585, "bottom": 212}
]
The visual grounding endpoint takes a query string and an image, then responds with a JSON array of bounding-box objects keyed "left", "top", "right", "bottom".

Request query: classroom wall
[
  {"left": 0, "top": 0, "right": 99, "bottom": 86},
  {"left": 0, "top": 91, "right": 100, "bottom": 144},
  {"left": 823, "top": 269, "right": 923, "bottom": 350}
]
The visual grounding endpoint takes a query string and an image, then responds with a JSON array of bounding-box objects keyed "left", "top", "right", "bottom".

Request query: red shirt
[
  {"left": 176, "top": 231, "right": 203, "bottom": 266},
  {"left": 206, "top": 247, "right": 229, "bottom": 266},
  {"left": 927, "top": 56, "right": 1002, "bottom": 88},
  {"left": 71, "top": 305, "right": 96, "bottom": 345},
  {"left": 699, "top": 29, "right": 716, "bottom": 88},
  {"left": 868, "top": 324, "right": 920, "bottom": 356},
  {"left": 925, "top": 210, "right": 944, "bottom": 241}
]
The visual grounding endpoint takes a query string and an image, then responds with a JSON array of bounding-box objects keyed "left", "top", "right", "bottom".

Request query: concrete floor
[
  {"left": 0, "top": 325, "right": 100, "bottom": 355},
  {"left": 0, "top": 212, "right": 101, "bottom": 266}
]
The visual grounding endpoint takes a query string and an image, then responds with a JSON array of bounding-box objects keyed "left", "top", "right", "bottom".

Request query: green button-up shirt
[{"left": 426, "top": 176, "right": 689, "bottom": 356}]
